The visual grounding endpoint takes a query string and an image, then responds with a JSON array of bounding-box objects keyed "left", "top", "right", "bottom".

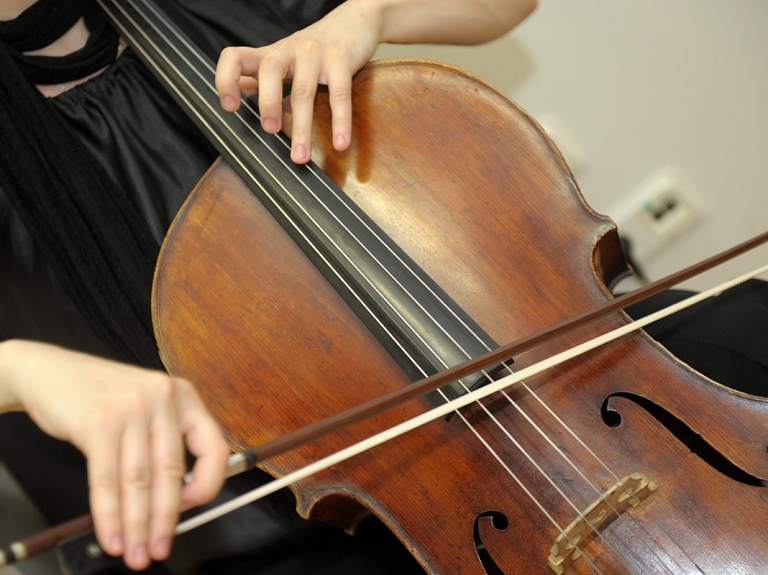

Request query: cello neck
[{"left": 97, "top": 0, "right": 503, "bottom": 401}]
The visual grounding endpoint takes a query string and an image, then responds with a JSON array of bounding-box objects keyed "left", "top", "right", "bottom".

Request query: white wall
[{"left": 375, "top": 1, "right": 768, "bottom": 291}]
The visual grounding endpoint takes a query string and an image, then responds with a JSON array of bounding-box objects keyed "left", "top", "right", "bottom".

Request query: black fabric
[
  {"left": 0, "top": 0, "right": 85, "bottom": 50},
  {"left": 0, "top": 0, "right": 348, "bottom": 368},
  {"left": 0, "top": 50, "right": 205, "bottom": 358},
  {"left": 0, "top": 412, "right": 89, "bottom": 524},
  {"left": 625, "top": 279, "right": 768, "bottom": 397},
  {"left": 0, "top": 39, "right": 161, "bottom": 367},
  {"left": 0, "top": 2, "right": 425, "bottom": 574},
  {"left": 0, "top": 0, "right": 120, "bottom": 84}
]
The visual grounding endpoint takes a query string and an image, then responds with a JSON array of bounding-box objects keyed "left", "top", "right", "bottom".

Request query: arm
[
  {"left": 215, "top": 0, "right": 537, "bottom": 163},
  {"left": 0, "top": 340, "right": 230, "bottom": 571}
]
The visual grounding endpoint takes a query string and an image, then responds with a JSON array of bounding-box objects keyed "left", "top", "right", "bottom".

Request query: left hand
[
  {"left": 215, "top": 0, "right": 536, "bottom": 164},
  {"left": 215, "top": 0, "right": 380, "bottom": 164}
]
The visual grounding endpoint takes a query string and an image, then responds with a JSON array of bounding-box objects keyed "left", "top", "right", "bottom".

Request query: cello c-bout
[{"left": 153, "top": 60, "right": 768, "bottom": 574}]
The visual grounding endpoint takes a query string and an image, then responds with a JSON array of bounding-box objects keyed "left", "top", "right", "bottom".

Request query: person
[
  {"left": 208, "top": 0, "right": 768, "bottom": 399},
  {"left": 0, "top": 0, "right": 538, "bottom": 573},
  {"left": 0, "top": 339, "right": 230, "bottom": 571}
]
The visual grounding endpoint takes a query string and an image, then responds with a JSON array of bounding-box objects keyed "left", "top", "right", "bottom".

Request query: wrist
[
  {"left": 0, "top": 339, "right": 27, "bottom": 413},
  {"left": 375, "top": 0, "right": 536, "bottom": 46},
  {"left": 374, "top": 0, "right": 427, "bottom": 45}
]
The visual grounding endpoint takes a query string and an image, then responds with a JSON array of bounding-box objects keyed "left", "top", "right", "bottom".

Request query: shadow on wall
[{"left": 375, "top": 34, "right": 536, "bottom": 98}]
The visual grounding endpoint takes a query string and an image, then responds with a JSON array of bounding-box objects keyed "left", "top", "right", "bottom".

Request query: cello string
[
  {"left": 125, "top": 0, "right": 629, "bottom": 479},
  {"left": 447, "top": 381, "right": 645, "bottom": 574},
  {"left": 103, "top": 2, "right": 624, "bottom": 568},
  {"left": 101, "top": 2, "right": 665, "bottom": 569},
  {"left": 463, "top": 375, "right": 627, "bottom": 510},
  {"left": 126, "top": 1, "right": 642, "bottom": 507},
  {"left": 454, "top": 373, "right": 682, "bottom": 573},
  {"left": 174, "top": 262, "right": 768, "bottom": 548},
  {"left": 422, "top": 363, "right": 633, "bottom": 571},
  {"left": 510, "top": 380, "right": 628, "bottom": 485},
  {"left": 97, "top": 2, "right": 756, "bottom": 572},
  {"left": 430, "top": 396, "right": 609, "bottom": 575}
]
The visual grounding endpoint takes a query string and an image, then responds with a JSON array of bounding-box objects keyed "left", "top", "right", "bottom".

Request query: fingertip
[
  {"left": 103, "top": 533, "right": 124, "bottom": 557},
  {"left": 221, "top": 95, "right": 239, "bottom": 112},
  {"left": 151, "top": 537, "right": 172, "bottom": 561},
  {"left": 292, "top": 143, "right": 310, "bottom": 164},
  {"left": 128, "top": 545, "right": 150, "bottom": 571},
  {"left": 333, "top": 132, "right": 349, "bottom": 151},
  {"left": 262, "top": 117, "right": 280, "bottom": 133}
]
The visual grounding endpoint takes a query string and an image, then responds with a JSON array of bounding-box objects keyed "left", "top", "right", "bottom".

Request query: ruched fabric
[
  {"left": 0, "top": 2, "right": 426, "bottom": 573},
  {"left": 0, "top": 0, "right": 345, "bottom": 354}
]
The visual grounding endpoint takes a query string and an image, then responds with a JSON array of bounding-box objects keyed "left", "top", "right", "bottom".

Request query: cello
[{"left": 110, "top": 0, "right": 768, "bottom": 572}]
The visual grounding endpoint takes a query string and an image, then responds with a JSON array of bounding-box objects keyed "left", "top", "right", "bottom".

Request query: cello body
[{"left": 153, "top": 60, "right": 768, "bottom": 574}]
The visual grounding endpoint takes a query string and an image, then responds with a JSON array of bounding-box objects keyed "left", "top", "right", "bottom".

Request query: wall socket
[{"left": 611, "top": 166, "right": 706, "bottom": 263}]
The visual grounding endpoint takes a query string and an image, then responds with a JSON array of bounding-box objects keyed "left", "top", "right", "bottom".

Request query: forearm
[
  {"left": 357, "top": 0, "right": 537, "bottom": 46},
  {"left": 0, "top": 339, "right": 229, "bottom": 570},
  {"left": 0, "top": 340, "right": 26, "bottom": 413}
]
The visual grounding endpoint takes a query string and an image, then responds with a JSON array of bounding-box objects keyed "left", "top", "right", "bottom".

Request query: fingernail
[
  {"left": 334, "top": 133, "right": 348, "bottom": 150},
  {"left": 133, "top": 545, "right": 149, "bottom": 567},
  {"left": 108, "top": 535, "right": 123, "bottom": 555},
  {"left": 293, "top": 144, "right": 308, "bottom": 163},
  {"left": 222, "top": 96, "right": 238, "bottom": 111},
  {"left": 152, "top": 537, "right": 172, "bottom": 559},
  {"left": 263, "top": 118, "right": 279, "bottom": 133}
]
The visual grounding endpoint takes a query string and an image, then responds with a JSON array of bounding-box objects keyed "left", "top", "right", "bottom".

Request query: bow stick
[{"left": 2, "top": 229, "right": 767, "bottom": 568}]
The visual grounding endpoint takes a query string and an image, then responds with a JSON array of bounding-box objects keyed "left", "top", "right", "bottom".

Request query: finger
[
  {"left": 176, "top": 381, "right": 229, "bottom": 509},
  {"left": 216, "top": 46, "right": 265, "bottom": 112},
  {"left": 85, "top": 413, "right": 124, "bottom": 558},
  {"left": 257, "top": 51, "right": 294, "bottom": 135},
  {"left": 287, "top": 55, "right": 323, "bottom": 164},
  {"left": 119, "top": 416, "right": 152, "bottom": 570},
  {"left": 147, "top": 380, "right": 186, "bottom": 561},
  {"left": 237, "top": 75, "right": 259, "bottom": 97},
  {"left": 325, "top": 58, "right": 353, "bottom": 152}
]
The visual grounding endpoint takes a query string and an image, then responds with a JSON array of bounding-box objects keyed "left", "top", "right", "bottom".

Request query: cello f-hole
[
  {"left": 602, "top": 392, "right": 766, "bottom": 486},
  {"left": 473, "top": 511, "right": 509, "bottom": 575}
]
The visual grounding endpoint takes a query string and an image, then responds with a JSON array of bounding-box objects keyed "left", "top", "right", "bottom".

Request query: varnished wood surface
[{"left": 153, "top": 60, "right": 768, "bottom": 574}]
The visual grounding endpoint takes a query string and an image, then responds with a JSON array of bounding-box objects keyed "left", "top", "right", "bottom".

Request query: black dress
[{"left": 0, "top": 1, "right": 424, "bottom": 573}]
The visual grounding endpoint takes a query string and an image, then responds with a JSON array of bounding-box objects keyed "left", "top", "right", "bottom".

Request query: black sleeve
[
  {"left": 164, "top": 0, "right": 347, "bottom": 60},
  {"left": 625, "top": 279, "right": 768, "bottom": 397}
]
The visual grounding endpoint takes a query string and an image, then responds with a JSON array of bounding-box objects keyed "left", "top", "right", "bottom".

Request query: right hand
[{"left": 0, "top": 340, "right": 231, "bottom": 571}]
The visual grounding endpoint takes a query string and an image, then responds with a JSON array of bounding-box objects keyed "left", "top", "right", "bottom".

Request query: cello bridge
[{"left": 547, "top": 472, "right": 658, "bottom": 574}]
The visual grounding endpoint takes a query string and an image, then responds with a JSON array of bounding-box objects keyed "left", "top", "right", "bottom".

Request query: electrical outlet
[{"left": 611, "top": 166, "right": 706, "bottom": 263}]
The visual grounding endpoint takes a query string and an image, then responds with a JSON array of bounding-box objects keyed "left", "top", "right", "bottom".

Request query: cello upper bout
[
  {"left": 155, "top": 59, "right": 768, "bottom": 574},
  {"left": 291, "top": 58, "right": 631, "bottom": 339}
]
